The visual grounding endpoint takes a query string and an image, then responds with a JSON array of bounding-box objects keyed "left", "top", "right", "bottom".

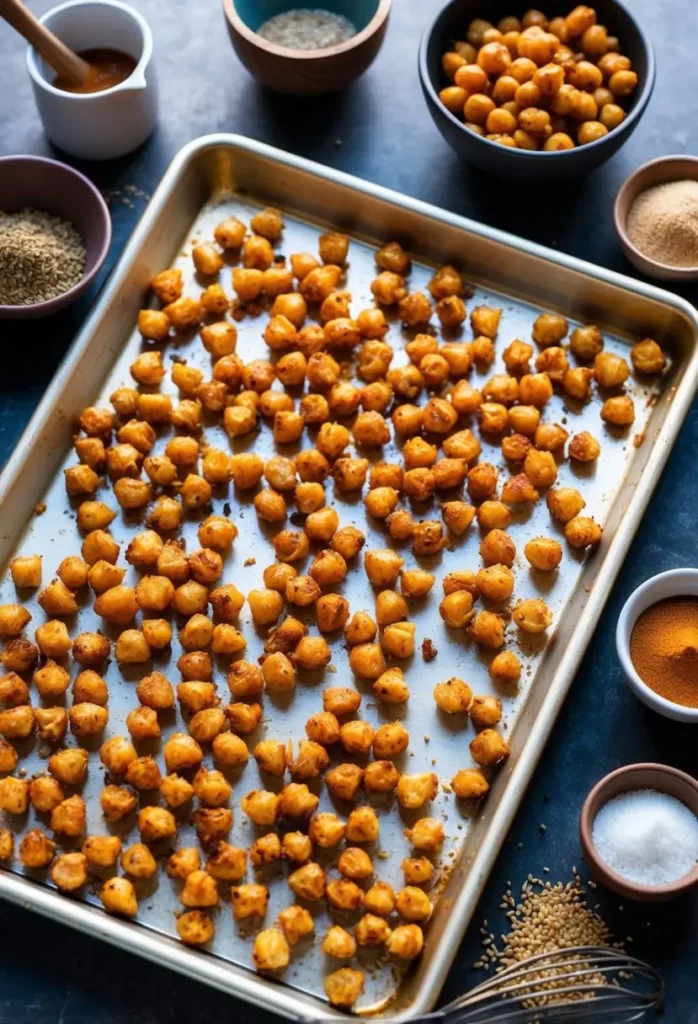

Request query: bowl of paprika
[{"left": 616, "top": 568, "right": 698, "bottom": 723}]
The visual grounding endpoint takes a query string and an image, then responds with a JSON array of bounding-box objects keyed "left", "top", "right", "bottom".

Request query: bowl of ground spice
[
  {"left": 614, "top": 155, "right": 698, "bottom": 280},
  {"left": 616, "top": 568, "right": 698, "bottom": 722},
  {"left": 223, "top": 0, "right": 391, "bottom": 95},
  {"left": 0, "top": 154, "right": 111, "bottom": 319}
]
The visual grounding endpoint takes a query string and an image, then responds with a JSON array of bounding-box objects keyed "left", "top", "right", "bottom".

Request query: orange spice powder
[{"left": 630, "top": 596, "right": 698, "bottom": 708}]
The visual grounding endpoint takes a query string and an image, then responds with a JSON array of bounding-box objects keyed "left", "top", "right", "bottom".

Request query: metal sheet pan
[{"left": 1, "top": 134, "right": 697, "bottom": 1020}]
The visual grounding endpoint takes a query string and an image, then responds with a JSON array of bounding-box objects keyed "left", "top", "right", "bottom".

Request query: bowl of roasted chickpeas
[{"left": 419, "top": 0, "right": 654, "bottom": 179}]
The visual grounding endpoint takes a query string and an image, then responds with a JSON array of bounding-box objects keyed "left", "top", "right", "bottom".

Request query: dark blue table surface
[{"left": 1, "top": 1, "right": 698, "bottom": 1021}]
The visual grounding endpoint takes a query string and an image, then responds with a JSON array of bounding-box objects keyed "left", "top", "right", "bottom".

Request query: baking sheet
[{"left": 1, "top": 135, "right": 697, "bottom": 1020}]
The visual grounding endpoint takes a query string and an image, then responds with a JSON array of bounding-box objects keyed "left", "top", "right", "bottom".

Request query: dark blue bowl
[{"left": 419, "top": 0, "right": 655, "bottom": 179}]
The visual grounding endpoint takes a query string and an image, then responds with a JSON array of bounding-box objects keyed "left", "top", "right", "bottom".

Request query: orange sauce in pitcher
[{"left": 53, "top": 48, "right": 137, "bottom": 94}]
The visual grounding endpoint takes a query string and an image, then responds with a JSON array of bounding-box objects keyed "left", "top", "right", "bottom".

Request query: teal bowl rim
[{"left": 223, "top": 0, "right": 391, "bottom": 58}]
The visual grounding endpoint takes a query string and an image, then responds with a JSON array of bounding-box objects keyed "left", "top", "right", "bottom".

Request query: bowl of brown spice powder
[
  {"left": 616, "top": 567, "right": 698, "bottom": 723},
  {"left": 614, "top": 155, "right": 698, "bottom": 281},
  {"left": 0, "top": 154, "right": 111, "bottom": 319}
]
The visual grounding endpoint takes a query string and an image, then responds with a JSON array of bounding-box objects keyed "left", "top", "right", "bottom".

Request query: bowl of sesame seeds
[{"left": 0, "top": 155, "right": 111, "bottom": 320}]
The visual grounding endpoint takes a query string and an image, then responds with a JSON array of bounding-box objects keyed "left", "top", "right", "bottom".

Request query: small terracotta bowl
[
  {"left": 614, "top": 155, "right": 698, "bottom": 281},
  {"left": 580, "top": 763, "right": 698, "bottom": 902},
  {"left": 222, "top": 0, "right": 391, "bottom": 96},
  {"left": 0, "top": 154, "right": 111, "bottom": 320}
]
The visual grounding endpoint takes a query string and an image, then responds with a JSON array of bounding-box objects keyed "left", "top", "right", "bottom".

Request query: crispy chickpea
[
  {"left": 568, "top": 430, "right": 601, "bottom": 462},
  {"left": 480, "top": 528, "right": 516, "bottom": 567},
  {"left": 631, "top": 338, "right": 665, "bottom": 374},
  {"left": 396, "top": 773, "right": 438, "bottom": 810},
  {"left": 564, "top": 515, "right": 603, "bottom": 548},
  {"left": 323, "top": 687, "right": 362, "bottom": 717},
  {"left": 513, "top": 597, "right": 552, "bottom": 634},
  {"left": 121, "top": 842, "right": 157, "bottom": 879},
  {"left": 325, "top": 968, "right": 365, "bottom": 1009},
  {"left": 200, "top": 283, "right": 228, "bottom": 315},
  {"left": 275, "top": 905, "right": 314, "bottom": 948},
  {"left": 19, "top": 828, "right": 55, "bottom": 867},
  {"left": 151, "top": 267, "right": 183, "bottom": 304},
  {"left": 467, "top": 462, "right": 498, "bottom": 503},
  {"left": 594, "top": 351, "right": 630, "bottom": 388},
  {"left": 70, "top": 702, "right": 108, "bottom": 737},
  {"left": 355, "top": 913, "right": 392, "bottom": 948},
  {"left": 262, "top": 651, "right": 296, "bottom": 691},
  {"left": 480, "top": 402, "right": 509, "bottom": 434},
  {"left": 83, "top": 835, "right": 122, "bottom": 868},
  {"left": 489, "top": 650, "right": 521, "bottom": 683},
  {"left": 51, "top": 793, "right": 87, "bottom": 836},
  {"left": 163, "top": 731, "right": 203, "bottom": 774},
  {"left": 33, "top": 660, "right": 70, "bottom": 699},
  {"left": 470, "top": 728, "right": 510, "bottom": 766},
  {"left": 179, "top": 869, "right": 218, "bottom": 909},
  {"left": 478, "top": 564, "right": 515, "bottom": 602},
  {"left": 0, "top": 671, "right": 28, "bottom": 707},
  {"left": 324, "top": 763, "right": 363, "bottom": 802},
  {"left": 470, "top": 694, "right": 503, "bottom": 728},
  {"left": 400, "top": 568, "right": 435, "bottom": 598},
  {"left": 547, "top": 486, "right": 586, "bottom": 524},
  {"left": 125, "top": 705, "right": 160, "bottom": 741},
  {"left": 177, "top": 910, "right": 214, "bottom": 947},
  {"left": 386, "top": 509, "right": 416, "bottom": 541},
  {"left": 307, "top": 812, "right": 344, "bottom": 849},
  {"left": 1, "top": 637, "right": 37, "bottom": 673},
  {"left": 100, "top": 876, "right": 138, "bottom": 917},
  {"left": 348, "top": 641, "right": 386, "bottom": 680},
  {"left": 194, "top": 807, "right": 233, "bottom": 847},
  {"left": 326, "top": 878, "right": 364, "bottom": 912},
  {"left": 29, "top": 775, "right": 64, "bottom": 812},
  {"left": 452, "top": 767, "right": 490, "bottom": 799},
  {"left": 285, "top": 574, "right": 320, "bottom": 609},
  {"left": 322, "top": 925, "right": 357, "bottom": 961},
  {"left": 247, "top": 588, "right": 284, "bottom": 626},
  {"left": 331, "top": 525, "right": 366, "bottom": 561},
  {"left": 125, "top": 755, "right": 161, "bottom": 791},
  {"left": 287, "top": 862, "right": 326, "bottom": 902},
  {"left": 404, "top": 817, "right": 444, "bottom": 851},
  {"left": 100, "top": 784, "right": 137, "bottom": 821},
  {"left": 344, "top": 804, "right": 378, "bottom": 843},
  {"left": 439, "top": 590, "right": 475, "bottom": 629},
  {"left": 609, "top": 69, "right": 638, "bottom": 97},
  {"left": 38, "top": 579, "right": 79, "bottom": 618},
  {"left": 396, "top": 886, "right": 432, "bottom": 923},
  {"left": 226, "top": 702, "right": 262, "bottom": 735},
  {"left": 523, "top": 447, "right": 557, "bottom": 488},
  {"left": 200, "top": 842, "right": 244, "bottom": 882},
  {"left": 158, "top": 774, "right": 194, "bottom": 810},
  {"left": 469, "top": 609, "right": 505, "bottom": 648},
  {"left": 359, "top": 882, "right": 395, "bottom": 920},
  {"left": 601, "top": 394, "right": 635, "bottom": 425},
  {"left": 402, "top": 857, "right": 434, "bottom": 885}
]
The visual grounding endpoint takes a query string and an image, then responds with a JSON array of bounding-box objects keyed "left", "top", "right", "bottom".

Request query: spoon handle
[{"left": 0, "top": 0, "right": 91, "bottom": 84}]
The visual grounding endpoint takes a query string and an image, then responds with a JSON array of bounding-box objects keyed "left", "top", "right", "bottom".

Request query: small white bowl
[{"left": 616, "top": 568, "right": 698, "bottom": 723}]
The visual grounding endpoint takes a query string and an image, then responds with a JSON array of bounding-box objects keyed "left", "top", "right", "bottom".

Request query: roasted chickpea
[
  {"left": 29, "top": 775, "right": 64, "bottom": 812},
  {"left": 121, "top": 842, "right": 157, "bottom": 879},
  {"left": 439, "top": 589, "right": 475, "bottom": 629},
  {"left": 470, "top": 728, "right": 510, "bottom": 766},
  {"left": 452, "top": 767, "right": 490, "bottom": 799},
  {"left": 601, "top": 394, "right": 635, "bottom": 425},
  {"left": 404, "top": 816, "right": 444, "bottom": 852},
  {"left": 625, "top": 336, "right": 664, "bottom": 374},
  {"left": 469, "top": 609, "right": 506, "bottom": 649},
  {"left": 83, "top": 835, "right": 122, "bottom": 868},
  {"left": 100, "top": 784, "right": 137, "bottom": 821},
  {"left": 324, "top": 968, "right": 365, "bottom": 1009},
  {"left": 33, "top": 660, "right": 70, "bottom": 699},
  {"left": 18, "top": 828, "right": 56, "bottom": 867},
  {"left": 206, "top": 841, "right": 246, "bottom": 881}
]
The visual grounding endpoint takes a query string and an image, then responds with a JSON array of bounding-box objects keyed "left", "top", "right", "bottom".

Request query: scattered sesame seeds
[{"left": 0, "top": 208, "right": 85, "bottom": 306}]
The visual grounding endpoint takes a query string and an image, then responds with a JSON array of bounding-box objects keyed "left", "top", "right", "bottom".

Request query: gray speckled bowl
[{"left": 0, "top": 155, "right": 111, "bottom": 320}]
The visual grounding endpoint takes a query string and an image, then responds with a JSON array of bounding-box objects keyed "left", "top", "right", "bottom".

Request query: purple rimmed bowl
[{"left": 0, "top": 155, "right": 111, "bottom": 320}]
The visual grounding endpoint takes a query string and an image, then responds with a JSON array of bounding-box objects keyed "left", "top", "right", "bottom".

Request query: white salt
[
  {"left": 257, "top": 9, "right": 356, "bottom": 51},
  {"left": 592, "top": 789, "right": 698, "bottom": 887}
]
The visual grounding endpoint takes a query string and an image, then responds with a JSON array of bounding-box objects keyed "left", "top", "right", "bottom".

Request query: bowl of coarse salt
[
  {"left": 614, "top": 155, "right": 698, "bottom": 281},
  {"left": 580, "top": 763, "right": 698, "bottom": 902}
]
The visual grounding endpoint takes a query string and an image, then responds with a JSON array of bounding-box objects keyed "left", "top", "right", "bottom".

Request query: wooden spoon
[{"left": 0, "top": 0, "right": 91, "bottom": 85}]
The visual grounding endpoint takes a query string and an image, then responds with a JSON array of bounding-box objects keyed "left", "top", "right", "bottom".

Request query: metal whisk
[{"left": 377, "top": 947, "right": 664, "bottom": 1024}]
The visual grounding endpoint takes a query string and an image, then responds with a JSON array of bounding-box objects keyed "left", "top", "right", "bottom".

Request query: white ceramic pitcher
[{"left": 26, "top": 0, "right": 157, "bottom": 161}]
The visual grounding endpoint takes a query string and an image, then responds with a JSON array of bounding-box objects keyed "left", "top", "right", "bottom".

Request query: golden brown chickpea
[
  {"left": 630, "top": 338, "right": 665, "bottom": 374},
  {"left": 193, "top": 807, "right": 233, "bottom": 847},
  {"left": 33, "top": 660, "right": 70, "bottom": 700},
  {"left": 110, "top": 386, "right": 139, "bottom": 421},
  {"left": 356, "top": 913, "right": 392, "bottom": 948},
  {"left": 206, "top": 841, "right": 246, "bottom": 881},
  {"left": 513, "top": 597, "right": 553, "bottom": 634},
  {"left": 519, "top": 372, "right": 554, "bottom": 408},
  {"left": 564, "top": 515, "right": 603, "bottom": 548},
  {"left": 325, "top": 968, "right": 365, "bottom": 1009},
  {"left": 522, "top": 447, "right": 557, "bottom": 489},
  {"left": 609, "top": 69, "right": 638, "bottom": 97},
  {"left": 0, "top": 705, "right": 34, "bottom": 743},
  {"left": 374, "top": 664, "right": 411, "bottom": 702},
  {"left": 594, "top": 351, "right": 630, "bottom": 388},
  {"left": 10, "top": 553, "right": 42, "bottom": 589},
  {"left": 121, "top": 841, "right": 157, "bottom": 880},
  {"left": 116, "top": 629, "right": 152, "bottom": 665},
  {"left": 125, "top": 755, "right": 162, "bottom": 791},
  {"left": 398, "top": 567, "right": 434, "bottom": 599},
  {"left": 163, "top": 731, "right": 203, "bottom": 773},
  {"left": 0, "top": 671, "right": 28, "bottom": 707},
  {"left": 402, "top": 857, "right": 434, "bottom": 885},
  {"left": 83, "top": 835, "right": 122, "bottom": 868},
  {"left": 75, "top": 436, "right": 107, "bottom": 470},
  {"left": 567, "top": 431, "right": 599, "bottom": 464},
  {"left": 478, "top": 563, "right": 516, "bottom": 602},
  {"left": 469, "top": 609, "right": 506, "bottom": 649},
  {"left": 225, "top": 702, "right": 262, "bottom": 736},
  {"left": 241, "top": 234, "right": 274, "bottom": 271},
  {"left": 325, "top": 763, "right": 364, "bottom": 803},
  {"left": 438, "top": 590, "right": 474, "bottom": 629},
  {"left": 452, "top": 767, "right": 490, "bottom": 799},
  {"left": 159, "top": 774, "right": 194, "bottom": 809},
  {"left": 18, "top": 828, "right": 55, "bottom": 867},
  {"left": 463, "top": 92, "right": 495, "bottom": 125},
  {"left": 180, "top": 869, "right": 219, "bottom": 909},
  {"left": 293, "top": 635, "right": 333, "bottom": 671},
  {"left": 435, "top": 294, "right": 468, "bottom": 329},
  {"left": 361, "top": 881, "right": 395, "bottom": 918},
  {"left": 1, "top": 637, "right": 37, "bottom": 673},
  {"left": 126, "top": 705, "right": 160, "bottom": 741},
  {"left": 137, "top": 805, "right": 177, "bottom": 844},
  {"left": 396, "top": 773, "right": 438, "bottom": 810},
  {"left": 51, "top": 793, "right": 87, "bottom": 836},
  {"left": 193, "top": 766, "right": 232, "bottom": 808},
  {"left": 326, "top": 877, "right": 365, "bottom": 912},
  {"left": 278, "top": 781, "right": 320, "bottom": 819},
  {"left": 470, "top": 728, "right": 510, "bottom": 766},
  {"left": 232, "top": 266, "right": 264, "bottom": 301},
  {"left": 70, "top": 702, "right": 108, "bottom": 738},
  {"left": 396, "top": 886, "right": 432, "bottom": 923},
  {"left": 137, "top": 307, "right": 171, "bottom": 343},
  {"left": 100, "top": 783, "right": 137, "bottom": 821},
  {"left": 286, "top": 861, "right": 326, "bottom": 903},
  {"left": 99, "top": 876, "right": 138, "bottom": 917},
  {"left": 322, "top": 925, "right": 357, "bottom": 960},
  {"left": 200, "top": 282, "right": 229, "bottom": 315},
  {"left": 348, "top": 639, "right": 386, "bottom": 680},
  {"left": 470, "top": 695, "right": 503, "bottom": 728},
  {"left": 601, "top": 394, "right": 635, "bottom": 425},
  {"left": 404, "top": 817, "right": 445, "bottom": 852},
  {"left": 275, "top": 905, "right": 314, "bottom": 948},
  {"left": 29, "top": 775, "right": 64, "bottom": 812},
  {"left": 151, "top": 267, "right": 183, "bottom": 304},
  {"left": 307, "top": 812, "right": 344, "bottom": 849},
  {"left": 177, "top": 910, "right": 215, "bottom": 947}
]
